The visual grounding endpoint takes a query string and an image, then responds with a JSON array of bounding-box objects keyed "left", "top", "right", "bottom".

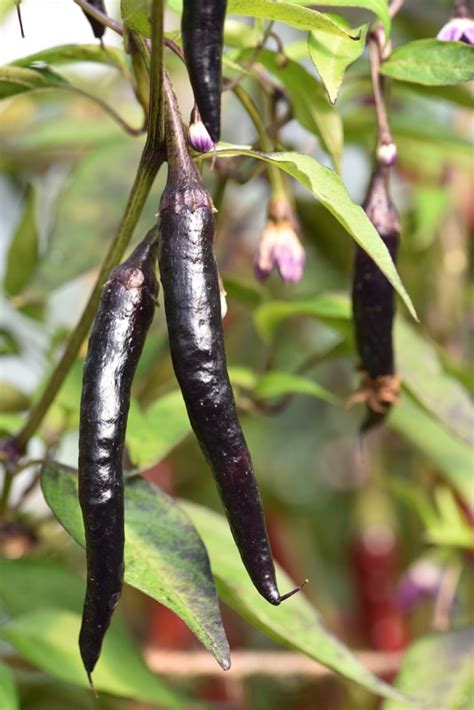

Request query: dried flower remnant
[
  {"left": 437, "top": 17, "right": 474, "bottom": 44},
  {"left": 254, "top": 199, "right": 305, "bottom": 284},
  {"left": 397, "top": 560, "right": 444, "bottom": 611}
]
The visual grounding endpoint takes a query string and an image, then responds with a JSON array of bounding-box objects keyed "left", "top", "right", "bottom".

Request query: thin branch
[
  {"left": 74, "top": 0, "right": 123, "bottom": 35},
  {"left": 389, "top": 0, "right": 405, "bottom": 19},
  {"left": 368, "top": 38, "right": 393, "bottom": 152},
  {"left": 145, "top": 649, "right": 404, "bottom": 679}
]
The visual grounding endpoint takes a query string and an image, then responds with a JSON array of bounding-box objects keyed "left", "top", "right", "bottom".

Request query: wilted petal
[{"left": 437, "top": 17, "right": 474, "bottom": 44}]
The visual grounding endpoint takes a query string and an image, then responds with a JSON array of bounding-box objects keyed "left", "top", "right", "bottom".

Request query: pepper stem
[{"left": 279, "top": 578, "right": 309, "bottom": 603}]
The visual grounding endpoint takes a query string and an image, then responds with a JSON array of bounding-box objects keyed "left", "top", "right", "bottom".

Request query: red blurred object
[{"left": 350, "top": 527, "right": 409, "bottom": 653}]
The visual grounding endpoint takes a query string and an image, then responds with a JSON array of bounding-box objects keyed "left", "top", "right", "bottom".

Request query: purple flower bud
[
  {"left": 188, "top": 120, "right": 214, "bottom": 153},
  {"left": 437, "top": 17, "right": 474, "bottom": 44},
  {"left": 397, "top": 560, "right": 443, "bottom": 612},
  {"left": 254, "top": 222, "right": 306, "bottom": 283}
]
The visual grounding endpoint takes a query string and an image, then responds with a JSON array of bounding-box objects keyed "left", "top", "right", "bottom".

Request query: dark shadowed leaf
[{"left": 40, "top": 462, "right": 230, "bottom": 671}]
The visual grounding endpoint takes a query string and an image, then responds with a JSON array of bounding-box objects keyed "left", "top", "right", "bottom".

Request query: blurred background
[{"left": 0, "top": 0, "right": 473, "bottom": 708}]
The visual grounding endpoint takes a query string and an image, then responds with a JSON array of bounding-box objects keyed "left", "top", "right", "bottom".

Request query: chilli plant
[{"left": 0, "top": 0, "right": 473, "bottom": 709}]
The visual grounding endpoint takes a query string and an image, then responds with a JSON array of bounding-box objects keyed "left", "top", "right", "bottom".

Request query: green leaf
[
  {"left": 228, "top": 0, "right": 353, "bottom": 37},
  {"left": 254, "top": 292, "right": 351, "bottom": 341},
  {"left": 395, "top": 320, "right": 474, "bottom": 447},
  {"left": 126, "top": 389, "right": 192, "bottom": 469},
  {"left": 4, "top": 185, "right": 39, "bottom": 296},
  {"left": 381, "top": 39, "right": 474, "bottom": 86},
  {"left": 239, "top": 49, "right": 343, "bottom": 169},
  {"left": 0, "top": 382, "right": 30, "bottom": 413},
  {"left": 0, "top": 558, "right": 84, "bottom": 617},
  {"left": 181, "top": 500, "right": 409, "bottom": 703},
  {"left": 121, "top": 0, "right": 150, "bottom": 35},
  {"left": 206, "top": 148, "right": 417, "bottom": 320},
  {"left": 308, "top": 21, "right": 368, "bottom": 103},
  {"left": 12, "top": 44, "right": 131, "bottom": 77},
  {"left": 254, "top": 370, "right": 340, "bottom": 405},
  {"left": 384, "top": 629, "right": 474, "bottom": 710},
  {"left": 0, "top": 328, "right": 20, "bottom": 356},
  {"left": 388, "top": 392, "right": 473, "bottom": 502},
  {"left": 0, "top": 608, "right": 188, "bottom": 709},
  {"left": 223, "top": 274, "right": 267, "bottom": 308},
  {"left": 40, "top": 462, "right": 231, "bottom": 671},
  {"left": 291, "top": 0, "right": 390, "bottom": 36},
  {"left": 0, "top": 661, "right": 18, "bottom": 710},
  {"left": 0, "top": 65, "right": 67, "bottom": 99}
]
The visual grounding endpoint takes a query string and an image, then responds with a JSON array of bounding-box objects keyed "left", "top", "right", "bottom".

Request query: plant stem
[
  {"left": 74, "top": 0, "right": 124, "bottom": 35},
  {"left": 232, "top": 84, "right": 286, "bottom": 199},
  {"left": 0, "top": 471, "right": 13, "bottom": 516},
  {"left": 14, "top": 0, "right": 165, "bottom": 452},
  {"left": 368, "top": 37, "right": 394, "bottom": 154}
]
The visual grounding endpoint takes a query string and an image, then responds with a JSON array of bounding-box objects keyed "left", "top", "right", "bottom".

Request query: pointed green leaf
[
  {"left": 126, "top": 390, "right": 192, "bottom": 469},
  {"left": 181, "top": 500, "right": 410, "bottom": 703},
  {"left": 384, "top": 629, "right": 474, "bottom": 710},
  {"left": 381, "top": 39, "right": 474, "bottom": 86},
  {"left": 0, "top": 608, "right": 188, "bottom": 709},
  {"left": 206, "top": 148, "right": 417, "bottom": 319},
  {"left": 40, "top": 462, "right": 231, "bottom": 671},
  {"left": 0, "top": 661, "right": 18, "bottom": 710},
  {"left": 4, "top": 185, "right": 39, "bottom": 296},
  {"left": 121, "top": 0, "right": 150, "bottom": 35},
  {"left": 308, "top": 22, "right": 368, "bottom": 103}
]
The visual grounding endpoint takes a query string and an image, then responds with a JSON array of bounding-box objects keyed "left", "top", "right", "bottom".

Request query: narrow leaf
[
  {"left": 384, "top": 629, "right": 474, "bottom": 710},
  {"left": 207, "top": 148, "right": 417, "bottom": 319},
  {"left": 181, "top": 500, "right": 409, "bottom": 703},
  {"left": 4, "top": 185, "right": 39, "bottom": 296},
  {"left": 12, "top": 44, "right": 130, "bottom": 76},
  {"left": 292, "top": 0, "right": 390, "bottom": 36},
  {"left": 40, "top": 462, "right": 231, "bottom": 671},
  {"left": 381, "top": 39, "right": 474, "bottom": 86},
  {"left": 0, "top": 661, "right": 18, "bottom": 710},
  {"left": 1, "top": 608, "right": 188, "bottom": 709},
  {"left": 254, "top": 370, "right": 340, "bottom": 405}
]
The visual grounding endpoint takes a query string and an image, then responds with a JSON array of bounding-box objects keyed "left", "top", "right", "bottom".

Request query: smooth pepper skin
[
  {"left": 78, "top": 228, "right": 158, "bottom": 679},
  {"left": 182, "top": 0, "right": 227, "bottom": 143},
  {"left": 158, "top": 72, "right": 281, "bottom": 604},
  {"left": 352, "top": 167, "right": 400, "bottom": 380},
  {"left": 81, "top": 0, "right": 107, "bottom": 39},
  {"left": 159, "top": 191, "right": 280, "bottom": 605}
]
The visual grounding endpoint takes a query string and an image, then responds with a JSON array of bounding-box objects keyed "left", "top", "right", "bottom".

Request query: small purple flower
[
  {"left": 397, "top": 560, "right": 443, "bottom": 612},
  {"left": 437, "top": 17, "right": 474, "bottom": 44},
  {"left": 254, "top": 221, "right": 306, "bottom": 283},
  {"left": 188, "top": 120, "right": 214, "bottom": 153}
]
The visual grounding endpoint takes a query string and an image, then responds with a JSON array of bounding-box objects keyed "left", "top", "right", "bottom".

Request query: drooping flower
[
  {"left": 437, "top": 17, "right": 474, "bottom": 44},
  {"left": 254, "top": 199, "right": 306, "bottom": 283}
]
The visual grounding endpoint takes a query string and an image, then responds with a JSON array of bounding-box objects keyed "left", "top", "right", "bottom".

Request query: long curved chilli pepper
[
  {"left": 80, "top": 0, "right": 107, "bottom": 40},
  {"left": 158, "top": 74, "right": 301, "bottom": 605},
  {"left": 351, "top": 166, "right": 401, "bottom": 431},
  {"left": 182, "top": 0, "right": 227, "bottom": 143},
  {"left": 78, "top": 228, "right": 158, "bottom": 680}
]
